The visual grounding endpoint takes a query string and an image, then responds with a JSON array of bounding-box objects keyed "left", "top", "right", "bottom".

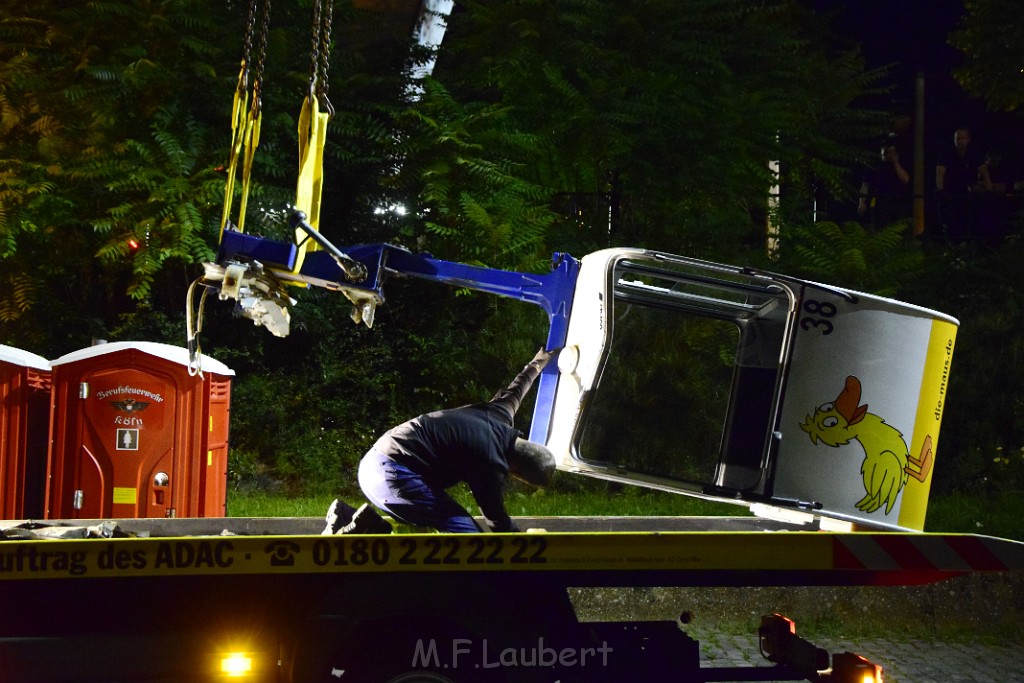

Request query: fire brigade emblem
[{"left": 110, "top": 398, "right": 151, "bottom": 413}]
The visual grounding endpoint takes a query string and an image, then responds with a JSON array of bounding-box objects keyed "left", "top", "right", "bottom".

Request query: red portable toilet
[
  {"left": 0, "top": 345, "right": 52, "bottom": 520},
  {"left": 46, "top": 341, "right": 233, "bottom": 519}
]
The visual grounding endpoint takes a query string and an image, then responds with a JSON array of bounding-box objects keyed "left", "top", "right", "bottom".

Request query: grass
[
  {"left": 226, "top": 491, "right": 338, "bottom": 518},
  {"left": 924, "top": 490, "right": 1024, "bottom": 541},
  {"left": 226, "top": 477, "right": 749, "bottom": 521},
  {"left": 501, "top": 479, "right": 746, "bottom": 517},
  {"left": 227, "top": 478, "right": 1023, "bottom": 542}
]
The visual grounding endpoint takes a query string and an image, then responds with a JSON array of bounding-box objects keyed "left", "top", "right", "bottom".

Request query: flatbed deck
[
  {"left": 2, "top": 517, "right": 1022, "bottom": 682},
  {"left": 3, "top": 517, "right": 1022, "bottom": 588}
]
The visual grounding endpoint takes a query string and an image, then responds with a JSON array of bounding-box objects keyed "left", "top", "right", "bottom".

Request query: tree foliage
[
  {"left": 772, "top": 220, "right": 925, "bottom": 297},
  {"left": 390, "top": 77, "right": 558, "bottom": 269},
  {"left": 7, "top": 0, "right": 1014, "bottom": 499},
  {"left": 407, "top": 0, "right": 889, "bottom": 263},
  {"left": 950, "top": 0, "right": 1024, "bottom": 113},
  {"left": 0, "top": 0, "right": 234, "bottom": 349}
]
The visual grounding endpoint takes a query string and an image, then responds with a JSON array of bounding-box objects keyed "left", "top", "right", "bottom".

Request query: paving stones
[{"left": 698, "top": 634, "right": 1024, "bottom": 682}]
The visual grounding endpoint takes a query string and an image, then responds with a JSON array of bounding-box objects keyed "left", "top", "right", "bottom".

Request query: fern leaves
[
  {"left": 396, "top": 78, "right": 557, "bottom": 267},
  {"left": 777, "top": 220, "right": 924, "bottom": 297}
]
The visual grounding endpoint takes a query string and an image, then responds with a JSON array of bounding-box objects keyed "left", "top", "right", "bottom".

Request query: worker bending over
[{"left": 325, "top": 347, "right": 558, "bottom": 534}]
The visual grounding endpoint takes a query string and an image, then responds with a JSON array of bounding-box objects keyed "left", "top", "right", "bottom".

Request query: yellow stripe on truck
[
  {"left": 0, "top": 532, "right": 835, "bottom": 581},
  {"left": 4, "top": 532, "right": 1021, "bottom": 583}
]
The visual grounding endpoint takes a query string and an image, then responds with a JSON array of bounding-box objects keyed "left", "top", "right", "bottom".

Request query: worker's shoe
[
  {"left": 321, "top": 498, "right": 358, "bottom": 536},
  {"left": 338, "top": 503, "right": 392, "bottom": 535}
]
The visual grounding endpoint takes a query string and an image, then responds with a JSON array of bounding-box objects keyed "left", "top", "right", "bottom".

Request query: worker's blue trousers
[{"left": 358, "top": 448, "right": 482, "bottom": 533}]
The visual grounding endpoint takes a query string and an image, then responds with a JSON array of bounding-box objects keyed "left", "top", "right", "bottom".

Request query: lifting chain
[
  {"left": 201, "top": 0, "right": 272, "bottom": 375},
  {"left": 220, "top": 0, "right": 271, "bottom": 239},
  {"left": 197, "top": 0, "right": 342, "bottom": 370},
  {"left": 236, "top": 0, "right": 271, "bottom": 234},
  {"left": 249, "top": 0, "right": 271, "bottom": 122},
  {"left": 293, "top": 0, "right": 336, "bottom": 266},
  {"left": 309, "top": 0, "right": 334, "bottom": 116}
]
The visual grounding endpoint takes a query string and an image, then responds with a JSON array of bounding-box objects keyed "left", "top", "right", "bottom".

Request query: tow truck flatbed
[
  {"left": 2, "top": 518, "right": 1021, "bottom": 682},
  {"left": 4, "top": 518, "right": 1022, "bottom": 587}
]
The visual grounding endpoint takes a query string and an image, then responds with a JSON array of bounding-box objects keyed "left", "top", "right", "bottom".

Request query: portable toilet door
[
  {"left": 0, "top": 345, "right": 52, "bottom": 520},
  {"left": 199, "top": 372, "right": 232, "bottom": 517},
  {"left": 46, "top": 342, "right": 234, "bottom": 519}
]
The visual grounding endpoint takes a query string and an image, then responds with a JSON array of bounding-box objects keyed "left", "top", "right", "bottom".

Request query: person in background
[
  {"left": 936, "top": 127, "right": 992, "bottom": 239},
  {"left": 859, "top": 136, "right": 911, "bottom": 227}
]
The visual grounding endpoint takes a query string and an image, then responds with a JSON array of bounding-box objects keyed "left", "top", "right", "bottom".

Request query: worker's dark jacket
[{"left": 371, "top": 360, "right": 544, "bottom": 531}]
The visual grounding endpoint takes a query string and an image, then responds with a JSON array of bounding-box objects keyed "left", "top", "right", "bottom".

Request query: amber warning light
[
  {"left": 220, "top": 652, "right": 253, "bottom": 677},
  {"left": 831, "top": 652, "right": 884, "bottom": 683},
  {"left": 758, "top": 614, "right": 883, "bottom": 682}
]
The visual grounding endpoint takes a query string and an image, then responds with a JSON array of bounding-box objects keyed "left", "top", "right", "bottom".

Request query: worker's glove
[{"left": 529, "top": 346, "right": 559, "bottom": 370}]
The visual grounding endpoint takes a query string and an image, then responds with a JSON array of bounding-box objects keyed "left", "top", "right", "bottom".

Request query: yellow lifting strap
[
  {"left": 292, "top": 92, "right": 331, "bottom": 273},
  {"left": 238, "top": 98, "right": 262, "bottom": 234},
  {"left": 220, "top": 66, "right": 263, "bottom": 240},
  {"left": 219, "top": 0, "right": 332, "bottom": 278},
  {"left": 292, "top": 0, "right": 334, "bottom": 274},
  {"left": 218, "top": 71, "right": 246, "bottom": 239}
]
